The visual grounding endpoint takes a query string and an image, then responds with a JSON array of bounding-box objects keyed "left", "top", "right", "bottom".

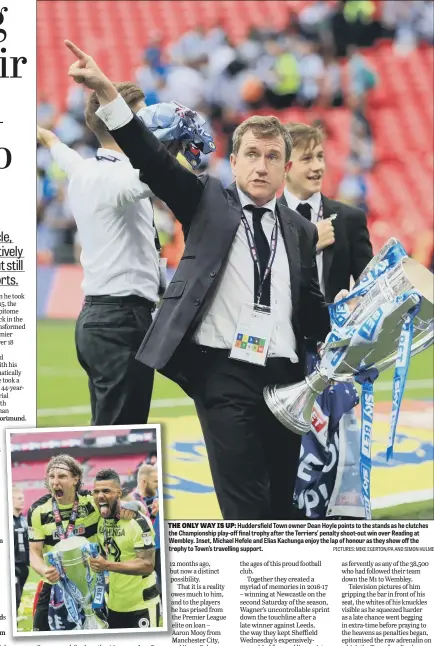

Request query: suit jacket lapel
[
  {"left": 276, "top": 202, "right": 301, "bottom": 321},
  {"left": 278, "top": 192, "right": 288, "bottom": 209},
  {"left": 224, "top": 181, "right": 244, "bottom": 236},
  {"left": 321, "top": 194, "right": 336, "bottom": 289}
]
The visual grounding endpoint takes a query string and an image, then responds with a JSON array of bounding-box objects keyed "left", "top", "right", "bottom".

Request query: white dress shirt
[
  {"left": 96, "top": 95, "right": 298, "bottom": 359},
  {"left": 284, "top": 188, "right": 325, "bottom": 295},
  {"left": 194, "top": 188, "right": 298, "bottom": 360},
  {"left": 50, "top": 142, "right": 159, "bottom": 301}
]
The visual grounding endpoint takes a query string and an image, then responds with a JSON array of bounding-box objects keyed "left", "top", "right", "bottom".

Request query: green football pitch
[
  {"left": 13, "top": 320, "right": 434, "bottom": 631},
  {"left": 36, "top": 319, "right": 434, "bottom": 520},
  {"left": 37, "top": 319, "right": 434, "bottom": 423}
]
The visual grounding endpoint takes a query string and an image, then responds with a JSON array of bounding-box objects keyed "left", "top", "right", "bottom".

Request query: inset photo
[{"left": 6, "top": 425, "right": 166, "bottom": 636}]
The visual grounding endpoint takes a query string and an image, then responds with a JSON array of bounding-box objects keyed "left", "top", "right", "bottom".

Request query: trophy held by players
[{"left": 44, "top": 535, "right": 108, "bottom": 630}]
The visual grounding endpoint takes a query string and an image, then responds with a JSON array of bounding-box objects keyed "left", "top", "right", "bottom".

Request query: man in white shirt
[{"left": 37, "top": 82, "right": 160, "bottom": 426}]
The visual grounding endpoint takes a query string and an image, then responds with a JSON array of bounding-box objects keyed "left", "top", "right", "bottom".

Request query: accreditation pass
[{"left": 230, "top": 302, "right": 274, "bottom": 366}]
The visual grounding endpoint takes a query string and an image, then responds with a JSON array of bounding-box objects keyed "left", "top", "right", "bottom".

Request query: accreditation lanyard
[
  {"left": 240, "top": 212, "right": 278, "bottom": 305},
  {"left": 52, "top": 496, "right": 79, "bottom": 541}
]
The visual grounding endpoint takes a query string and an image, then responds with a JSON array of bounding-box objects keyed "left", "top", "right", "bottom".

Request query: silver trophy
[
  {"left": 44, "top": 535, "right": 108, "bottom": 630},
  {"left": 264, "top": 238, "right": 434, "bottom": 435}
]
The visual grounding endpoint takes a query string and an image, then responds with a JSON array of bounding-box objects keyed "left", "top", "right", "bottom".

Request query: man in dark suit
[
  {"left": 281, "top": 122, "right": 373, "bottom": 520},
  {"left": 65, "top": 41, "right": 351, "bottom": 521},
  {"left": 280, "top": 123, "right": 372, "bottom": 303}
]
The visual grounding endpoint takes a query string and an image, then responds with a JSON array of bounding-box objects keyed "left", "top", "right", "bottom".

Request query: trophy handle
[{"left": 264, "top": 369, "right": 330, "bottom": 435}]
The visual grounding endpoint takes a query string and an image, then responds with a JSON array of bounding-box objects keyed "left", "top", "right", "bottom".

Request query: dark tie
[
  {"left": 245, "top": 205, "right": 271, "bottom": 307},
  {"left": 297, "top": 202, "right": 312, "bottom": 221}
]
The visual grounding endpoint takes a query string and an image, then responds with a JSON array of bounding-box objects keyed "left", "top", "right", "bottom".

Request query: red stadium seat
[
  {"left": 12, "top": 462, "right": 48, "bottom": 481},
  {"left": 37, "top": 2, "right": 433, "bottom": 255},
  {"left": 86, "top": 454, "right": 146, "bottom": 477},
  {"left": 21, "top": 488, "right": 49, "bottom": 514}
]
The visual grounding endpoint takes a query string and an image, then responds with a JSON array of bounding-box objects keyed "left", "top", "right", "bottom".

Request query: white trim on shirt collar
[
  {"left": 236, "top": 186, "right": 277, "bottom": 216},
  {"left": 284, "top": 187, "right": 321, "bottom": 214},
  {"left": 96, "top": 147, "right": 129, "bottom": 162}
]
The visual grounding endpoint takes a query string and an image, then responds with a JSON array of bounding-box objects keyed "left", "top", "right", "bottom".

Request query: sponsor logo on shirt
[{"left": 142, "top": 533, "right": 154, "bottom": 547}]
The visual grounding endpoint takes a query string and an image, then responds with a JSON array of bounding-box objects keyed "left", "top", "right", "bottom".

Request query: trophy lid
[{"left": 52, "top": 535, "right": 88, "bottom": 554}]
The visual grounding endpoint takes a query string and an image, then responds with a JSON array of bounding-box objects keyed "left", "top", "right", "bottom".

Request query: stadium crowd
[{"left": 37, "top": 0, "right": 434, "bottom": 268}]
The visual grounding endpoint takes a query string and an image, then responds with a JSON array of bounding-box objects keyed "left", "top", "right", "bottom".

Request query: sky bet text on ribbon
[{"left": 0, "top": 6, "right": 28, "bottom": 169}]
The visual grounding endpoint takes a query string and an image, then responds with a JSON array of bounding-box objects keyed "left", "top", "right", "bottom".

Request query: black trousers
[
  {"left": 33, "top": 581, "right": 50, "bottom": 631},
  {"left": 189, "top": 346, "right": 304, "bottom": 520},
  {"left": 15, "top": 563, "right": 29, "bottom": 611},
  {"left": 75, "top": 296, "right": 155, "bottom": 425},
  {"left": 108, "top": 604, "right": 161, "bottom": 629}
]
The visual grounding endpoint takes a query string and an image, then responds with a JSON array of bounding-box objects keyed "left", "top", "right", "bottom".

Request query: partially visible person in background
[
  {"left": 348, "top": 93, "right": 375, "bottom": 171},
  {"left": 280, "top": 122, "right": 373, "bottom": 520},
  {"left": 13, "top": 487, "right": 29, "bottom": 613},
  {"left": 133, "top": 464, "right": 159, "bottom": 521},
  {"left": 338, "top": 156, "right": 368, "bottom": 212},
  {"left": 382, "top": 0, "right": 434, "bottom": 55},
  {"left": 37, "top": 79, "right": 216, "bottom": 427},
  {"left": 37, "top": 82, "right": 159, "bottom": 427},
  {"left": 281, "top": 122, "right": 372, "bottom": 303},
  {"left": 129, "top": 462, "right": 161, "bottom": 591}
]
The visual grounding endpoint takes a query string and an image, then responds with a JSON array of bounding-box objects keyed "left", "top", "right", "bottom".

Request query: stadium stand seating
[
  {"left": 11, "top": 431, "right": 86, "bottom": 445},
  {"left": 37, "top": 0, "right": 432, "bottom": 254},
  {"left": 12, "top": 461, "right": 53, "bottom": 481},
  {"left": 23, "top": 489, "right": 49, "bottom": 509},
  {"left": 86, "top": 454, "right": 145, "bottom": 477}
]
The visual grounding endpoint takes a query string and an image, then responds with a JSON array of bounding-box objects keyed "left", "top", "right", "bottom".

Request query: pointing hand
[{"left": 64, "top": 40, "right": 117, "bottom": 103}]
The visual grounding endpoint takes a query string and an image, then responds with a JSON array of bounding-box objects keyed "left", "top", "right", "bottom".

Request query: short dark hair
[
  {"left": 85, "top": 82, "right": 145, "bottom": 142},
  {"left": 94, "top": 468, "right": 121, "bottom": 487},
  {"left": 45, "top": 454, "right": 83, "bottom": 491},
  {"left": 232, "top": 115, "right": 293, "bottom": 163}
]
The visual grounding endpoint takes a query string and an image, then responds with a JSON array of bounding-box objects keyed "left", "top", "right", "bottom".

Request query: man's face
[
  {"left": 141, "top": 470, "right": 158, "bottom": 497},
  {"left": 13, "top": 490, "right": 25, "bottom": 514},
  {"left": 93, "top": 479, "right": 121, "bottom": 519},
  {"left": 285, "top": 142, "right": 325, "bottom": 199},
  {"left": 230, "top": 130, "right": 290, "bottom": 206},
  {"left": 48, "top": 467, "right": 79, "bottom": 502}
]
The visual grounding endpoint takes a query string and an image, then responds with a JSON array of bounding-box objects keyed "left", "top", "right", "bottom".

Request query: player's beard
[{"left": 99, "top": 499, "right": 119, "bottom": 519}]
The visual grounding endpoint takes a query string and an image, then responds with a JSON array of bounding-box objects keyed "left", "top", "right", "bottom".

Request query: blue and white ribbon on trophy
[
  {"left": 325, "top": 241, "right": 422, "bottom": 519},
  {"left": 82, "top": 542, "right": 106, "bottom": 610},
  {"left": 47, "top": 544, "right": 106, "bottom": 629},
  {"left": 47, "top": 551, "right": 82, "bottom": 627}
]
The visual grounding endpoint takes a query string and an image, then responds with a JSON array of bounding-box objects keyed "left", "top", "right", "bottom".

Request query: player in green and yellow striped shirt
[{"left": 90, "top": 468, "right": 161, "bottom": 629}]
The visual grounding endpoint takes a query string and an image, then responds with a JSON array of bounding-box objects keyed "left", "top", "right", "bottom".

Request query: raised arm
[
  {"left": 37, "top": 126, "right": 84, "bottom": 179},
  {"left": 64, "top": 40, "right": 203, "bottom": 225}
]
